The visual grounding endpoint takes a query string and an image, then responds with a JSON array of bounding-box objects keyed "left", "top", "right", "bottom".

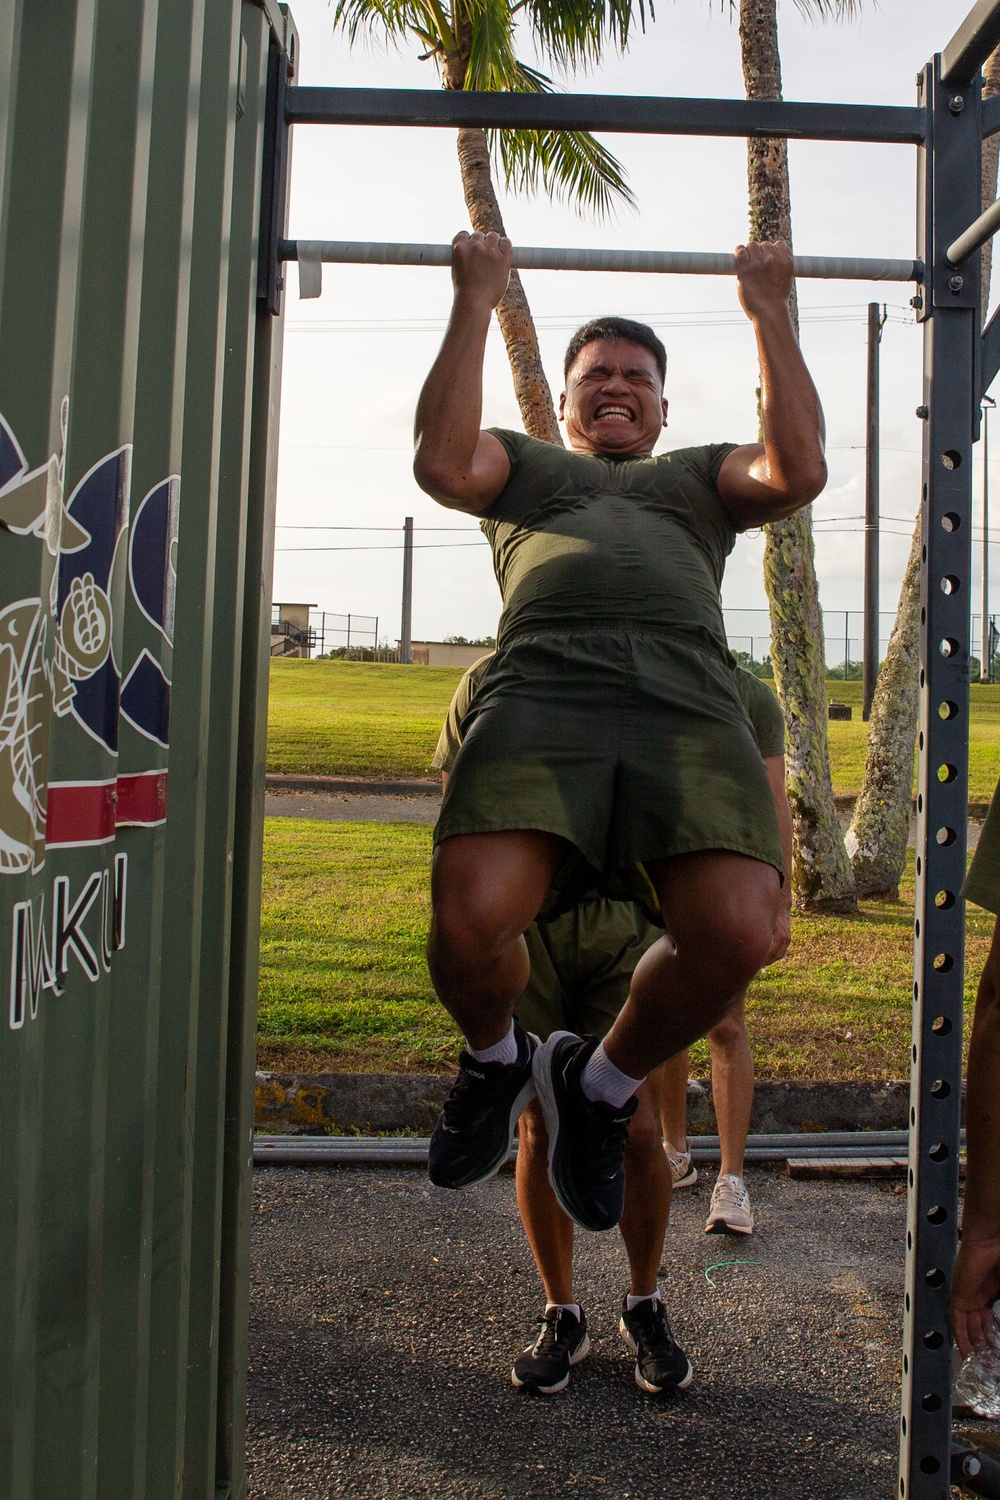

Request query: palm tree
[
  {"left": 848, "top": 44, "right": 1000, "bottom": 897},
  {"left": 331, "top": 0, "right": 647, "bottom": 442},
  {"left": 735, "top": 0, "right": 861, "bottom": 914}
]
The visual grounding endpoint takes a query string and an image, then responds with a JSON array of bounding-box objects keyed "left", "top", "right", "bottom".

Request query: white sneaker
[
  {"left": 664, "top": 1141, "right": 698, "bottom": 1189},
  {"left": 705, "top": 1174, "right": 754, "bottom": 1235}
]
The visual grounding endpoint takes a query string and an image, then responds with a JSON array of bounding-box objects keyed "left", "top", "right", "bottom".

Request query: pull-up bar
[{"left": 281, "top": 238, "right": 922, "bottom": 300}]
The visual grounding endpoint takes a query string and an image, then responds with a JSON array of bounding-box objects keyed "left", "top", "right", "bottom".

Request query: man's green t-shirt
[
  {"left": 481, "top": 430, "right": 739, "bottom": 661},
  {"left": 433, "top": 657, "right": 785, "bottom": 774}
]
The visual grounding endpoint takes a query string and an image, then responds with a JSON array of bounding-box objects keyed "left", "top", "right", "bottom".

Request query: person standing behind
[
  {"left": 952, "top": 779, "right": 1000, "bottom": 1357},
  {"left": 647, "top": 674, "right": 791, "bottom": 1236}
]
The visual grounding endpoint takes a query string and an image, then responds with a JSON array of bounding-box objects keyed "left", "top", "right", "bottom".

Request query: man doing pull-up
[{"left": 415, "top": 230, "right": 826, "bottom": 1233}]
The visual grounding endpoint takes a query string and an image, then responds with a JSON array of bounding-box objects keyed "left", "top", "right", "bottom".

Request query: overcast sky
[{"left": 274, "top": 0, "right": 991, "bottom": 657}]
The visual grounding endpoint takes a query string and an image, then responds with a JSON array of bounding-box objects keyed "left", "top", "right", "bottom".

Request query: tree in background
[
  {"left": 332, "top": 0, "right": 647, "bottom": 442},
  {"left": 847, "top": 46, "right": 1000, "bottom": 898},
  {"left": 736, "top": 0, "right": 862, "bottom": 913}
]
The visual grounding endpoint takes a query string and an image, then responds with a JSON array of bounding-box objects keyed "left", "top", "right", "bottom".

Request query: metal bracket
[{"left": 952, "top": 1443, "right": 1000, "bottom": 1497}]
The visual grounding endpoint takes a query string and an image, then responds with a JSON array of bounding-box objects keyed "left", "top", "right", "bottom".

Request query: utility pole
[
  {"left": 982, "top": 397, "right": 995, "bottom": 682},
  {"left": 863, "top": 302, "right": 886, "bottom": 720},
  {"left": 400, "top": 517, "right": 413, "bottom": 664}
]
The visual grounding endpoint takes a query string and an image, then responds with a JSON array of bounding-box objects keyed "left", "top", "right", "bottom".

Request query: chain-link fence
[{"left": 723, "top": 608, "right": 999, "bottom": 681}]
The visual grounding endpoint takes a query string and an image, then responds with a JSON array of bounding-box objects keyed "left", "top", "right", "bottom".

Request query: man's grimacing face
[{"left": 559, "top": 337, "right": 669, "bottom": 457}]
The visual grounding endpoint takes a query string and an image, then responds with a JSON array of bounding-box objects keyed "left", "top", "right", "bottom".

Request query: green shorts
[
  {"left": 517, "top": 898, "right": 660, "bottom": 1042},
  {"left": 435, "top": 626, "right": 783, "bottom": 880},
  {"left": 965, "top": 778, "right": 1000, "bottom": 915}
]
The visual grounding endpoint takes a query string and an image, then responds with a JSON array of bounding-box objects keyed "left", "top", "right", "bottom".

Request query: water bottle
[{"left": 955, "top": 1303, "right": 1000, "bottom": 1418}]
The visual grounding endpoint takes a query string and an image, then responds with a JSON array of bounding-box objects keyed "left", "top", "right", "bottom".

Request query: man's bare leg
[
  {"left": 428, "top": 829, "right": 571, "bottom": 1048},
  {"left": 618, "top": 1084, "right": 672, "bottom": 1294},
  {"left": 516, "top": 1100, "right": 576, "bottom": 1305},
  {"left": 710, "top": 993, "right": 753, "bottom": 1181},
  {"left": 516, "top": 1086, "right": 669, "bottom": 1302},
  {"left": 601, "top": 851, "right": 780, "bottom": 1079},
  {"left": 650, "top": 1052, "right": 690, "bottom": 1154}
]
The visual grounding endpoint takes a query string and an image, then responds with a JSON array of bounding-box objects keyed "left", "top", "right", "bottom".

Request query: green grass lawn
[
  {"left": 267, "top": 660, "right": 1000, "bottom": 799},
  {"left": 257, "top": 817, "right": 995, "bottom": 1080}
]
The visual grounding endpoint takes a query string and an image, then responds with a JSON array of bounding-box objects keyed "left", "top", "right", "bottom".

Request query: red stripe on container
[
  {"left": 116, "top": 770, "right": 168, "bottom": 826},
  {"left": 45, "top": 781, "right": 117, "bottom": 846}
]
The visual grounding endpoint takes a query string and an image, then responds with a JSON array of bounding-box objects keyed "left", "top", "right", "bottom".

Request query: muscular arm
[
  {"left": 717, "top": 242, "right": 828, "bottom": 530},
  {"left": 952, "top": 916, "right": 1000, "bottom": 1356},
  {"left": 765, "top": 753, "right": 793, "bottom": 962},
  {"left": 413, "top": 232, "right": 513, "bottom": 514}
]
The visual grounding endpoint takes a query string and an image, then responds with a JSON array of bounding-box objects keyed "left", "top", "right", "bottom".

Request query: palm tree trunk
[
  {"left": 739, "top": 0, "right": 857, "bottom": 914},
  {"left": 454, "top": 126, "right": 563, "bottom": 444},
  {"left": 847, "top": 45, "right": 1000, "bottom": 892},
  {"left": 845, "top": 518, "right": 921, "bottom": 898},
  {"left": 442, "top": 38, "right": 561, "bottom": 444}
]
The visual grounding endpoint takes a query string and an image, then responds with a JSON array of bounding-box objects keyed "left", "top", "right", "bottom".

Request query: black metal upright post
[
  {"left": 899, "top": 54, "right": 981, "bottom": 1500},
  {"left": 864, "top": 302, "right": 884, "bottom": 719},
  {"left": 400, "top": 516, "right": 413, "bottom": 664}
]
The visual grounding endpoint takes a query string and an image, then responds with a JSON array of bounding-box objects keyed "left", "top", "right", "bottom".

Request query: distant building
[
  {"left": 271, "top": 602, "right": 316, "bottom": 658},
  {"left": 402, "top": 640, "right": 493, "bottom": 668}
]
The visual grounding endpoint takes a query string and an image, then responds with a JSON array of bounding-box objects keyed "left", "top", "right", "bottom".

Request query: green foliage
[
  {"left": 443, "top": 633, "right": 496, "bottom": 645},
  {"left": 730, "top": 649, "right": 773, "bottom": 680},
  {"left": 329, "top": 0, "right": 647, "bottom": 219}
]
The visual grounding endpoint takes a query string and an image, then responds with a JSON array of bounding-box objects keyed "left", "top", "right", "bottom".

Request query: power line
[{"left": 274, "top": 541, "right": 490, "bottom": 552}]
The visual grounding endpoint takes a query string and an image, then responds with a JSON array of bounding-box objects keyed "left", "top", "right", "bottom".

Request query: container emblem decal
[{"left": 54, "top": 446, "right": 130, "bottom": 753}]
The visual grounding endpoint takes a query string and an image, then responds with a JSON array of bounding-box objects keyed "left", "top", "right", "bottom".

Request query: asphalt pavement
[{"left": 247, "top": 1164, "right": 908, "bottom": 1499}]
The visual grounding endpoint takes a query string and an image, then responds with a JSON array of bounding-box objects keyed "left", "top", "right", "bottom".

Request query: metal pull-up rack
[{"left": 256, "top": 1, "right": 1000, "bottom": 1493}]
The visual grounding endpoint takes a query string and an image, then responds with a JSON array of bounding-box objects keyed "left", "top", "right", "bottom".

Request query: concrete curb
[{"left": 255, "top": 1071, "right": 922, "bottom": 1136}]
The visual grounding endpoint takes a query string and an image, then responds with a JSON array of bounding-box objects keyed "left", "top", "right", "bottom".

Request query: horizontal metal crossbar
[
  {"left": 948, "top": 194, "right": 1000, "bottom": 266},
  {"left": 281, "top": 239, "right": 922, "bottom": 294},
  {"left": 253, "top": 1129, "right": 942, "bottom": 1169},
  {"left": 942, "top": 0, "right": 1000, "bottom": 84},
  {"left": 285, "top": 86, "right": 926, "bottom": 145}
]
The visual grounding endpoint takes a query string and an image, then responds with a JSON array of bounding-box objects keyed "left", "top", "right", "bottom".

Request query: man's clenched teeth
[{"left": 595, "top": 404, "right": 634, "bottom": 421}]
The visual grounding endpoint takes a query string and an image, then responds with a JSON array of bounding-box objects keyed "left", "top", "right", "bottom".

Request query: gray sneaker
[
  {"left": 704, "top": 1174, "right": 754, "bottom": 1235},
  {"left": 664, "top": 1141, "right": 698, "bottom": 1189}
]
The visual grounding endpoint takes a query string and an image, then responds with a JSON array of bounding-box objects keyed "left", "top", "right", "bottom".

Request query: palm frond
[
  {"left": 330, "top": 0, "right": 455, "bottom": 57},
  {"left": 491, "top": 126, "right": 636, "bottom": 219},
  {"left": 525, "top": 0, "right": 651, "bottom": 72},
  {"left": 463, "top": 0, "right": 525, "bottom": 90},
  {"left": 787, "top": 0, "right": 872, "bottom": 21}
]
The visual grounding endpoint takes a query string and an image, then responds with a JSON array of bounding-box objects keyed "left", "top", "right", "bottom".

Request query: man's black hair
[{"left": 563, "top": 317, "right": 667, "bottom": 384}]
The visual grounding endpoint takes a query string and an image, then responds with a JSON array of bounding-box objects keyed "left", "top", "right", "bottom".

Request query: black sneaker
[
  {"left": 619, "top": 1295, "right": 693, "bottom": 1395},
  {"left": 428, "top": 1022, "right": 537, "bottom": 1189},
  {"left": 511, "top": 1306, "right": 590, "bottom": 1394},
  {"left": 532, "top": 1031, "right": 637, "bottom": 1232}
]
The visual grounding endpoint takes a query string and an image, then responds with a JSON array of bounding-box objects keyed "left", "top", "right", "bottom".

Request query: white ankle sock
[
  {"left": 546, "top": 1302, "right": 581, "bottom": 1322},
  {"left": 581, "top": 1041, "right": 644, "bottom": 1108},
  {"left": 626, "top": 1289, "right": 661, "bottom": 1311},
  {"left": 469, "top": 1022, "right": 518, "bottom": 1066}
]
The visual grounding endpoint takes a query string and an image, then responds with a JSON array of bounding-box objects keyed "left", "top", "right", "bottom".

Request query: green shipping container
[{"left": 0, "top": 2, "right": 295, "bottom": 1495}]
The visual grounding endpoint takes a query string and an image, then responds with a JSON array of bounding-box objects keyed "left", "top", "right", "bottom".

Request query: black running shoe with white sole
[
  {"left": 427, "top": 1021, "right": 537, "bottom": 1190},
  {"left": 619, "top": 1295, "right": 693, "bottom": 1395},
  {"left": 532, "top": 1031, "right": 636, "bottom": 1232},
  {"left": 511, "top": 1306, "right": 590, "bottom": 1394}
]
